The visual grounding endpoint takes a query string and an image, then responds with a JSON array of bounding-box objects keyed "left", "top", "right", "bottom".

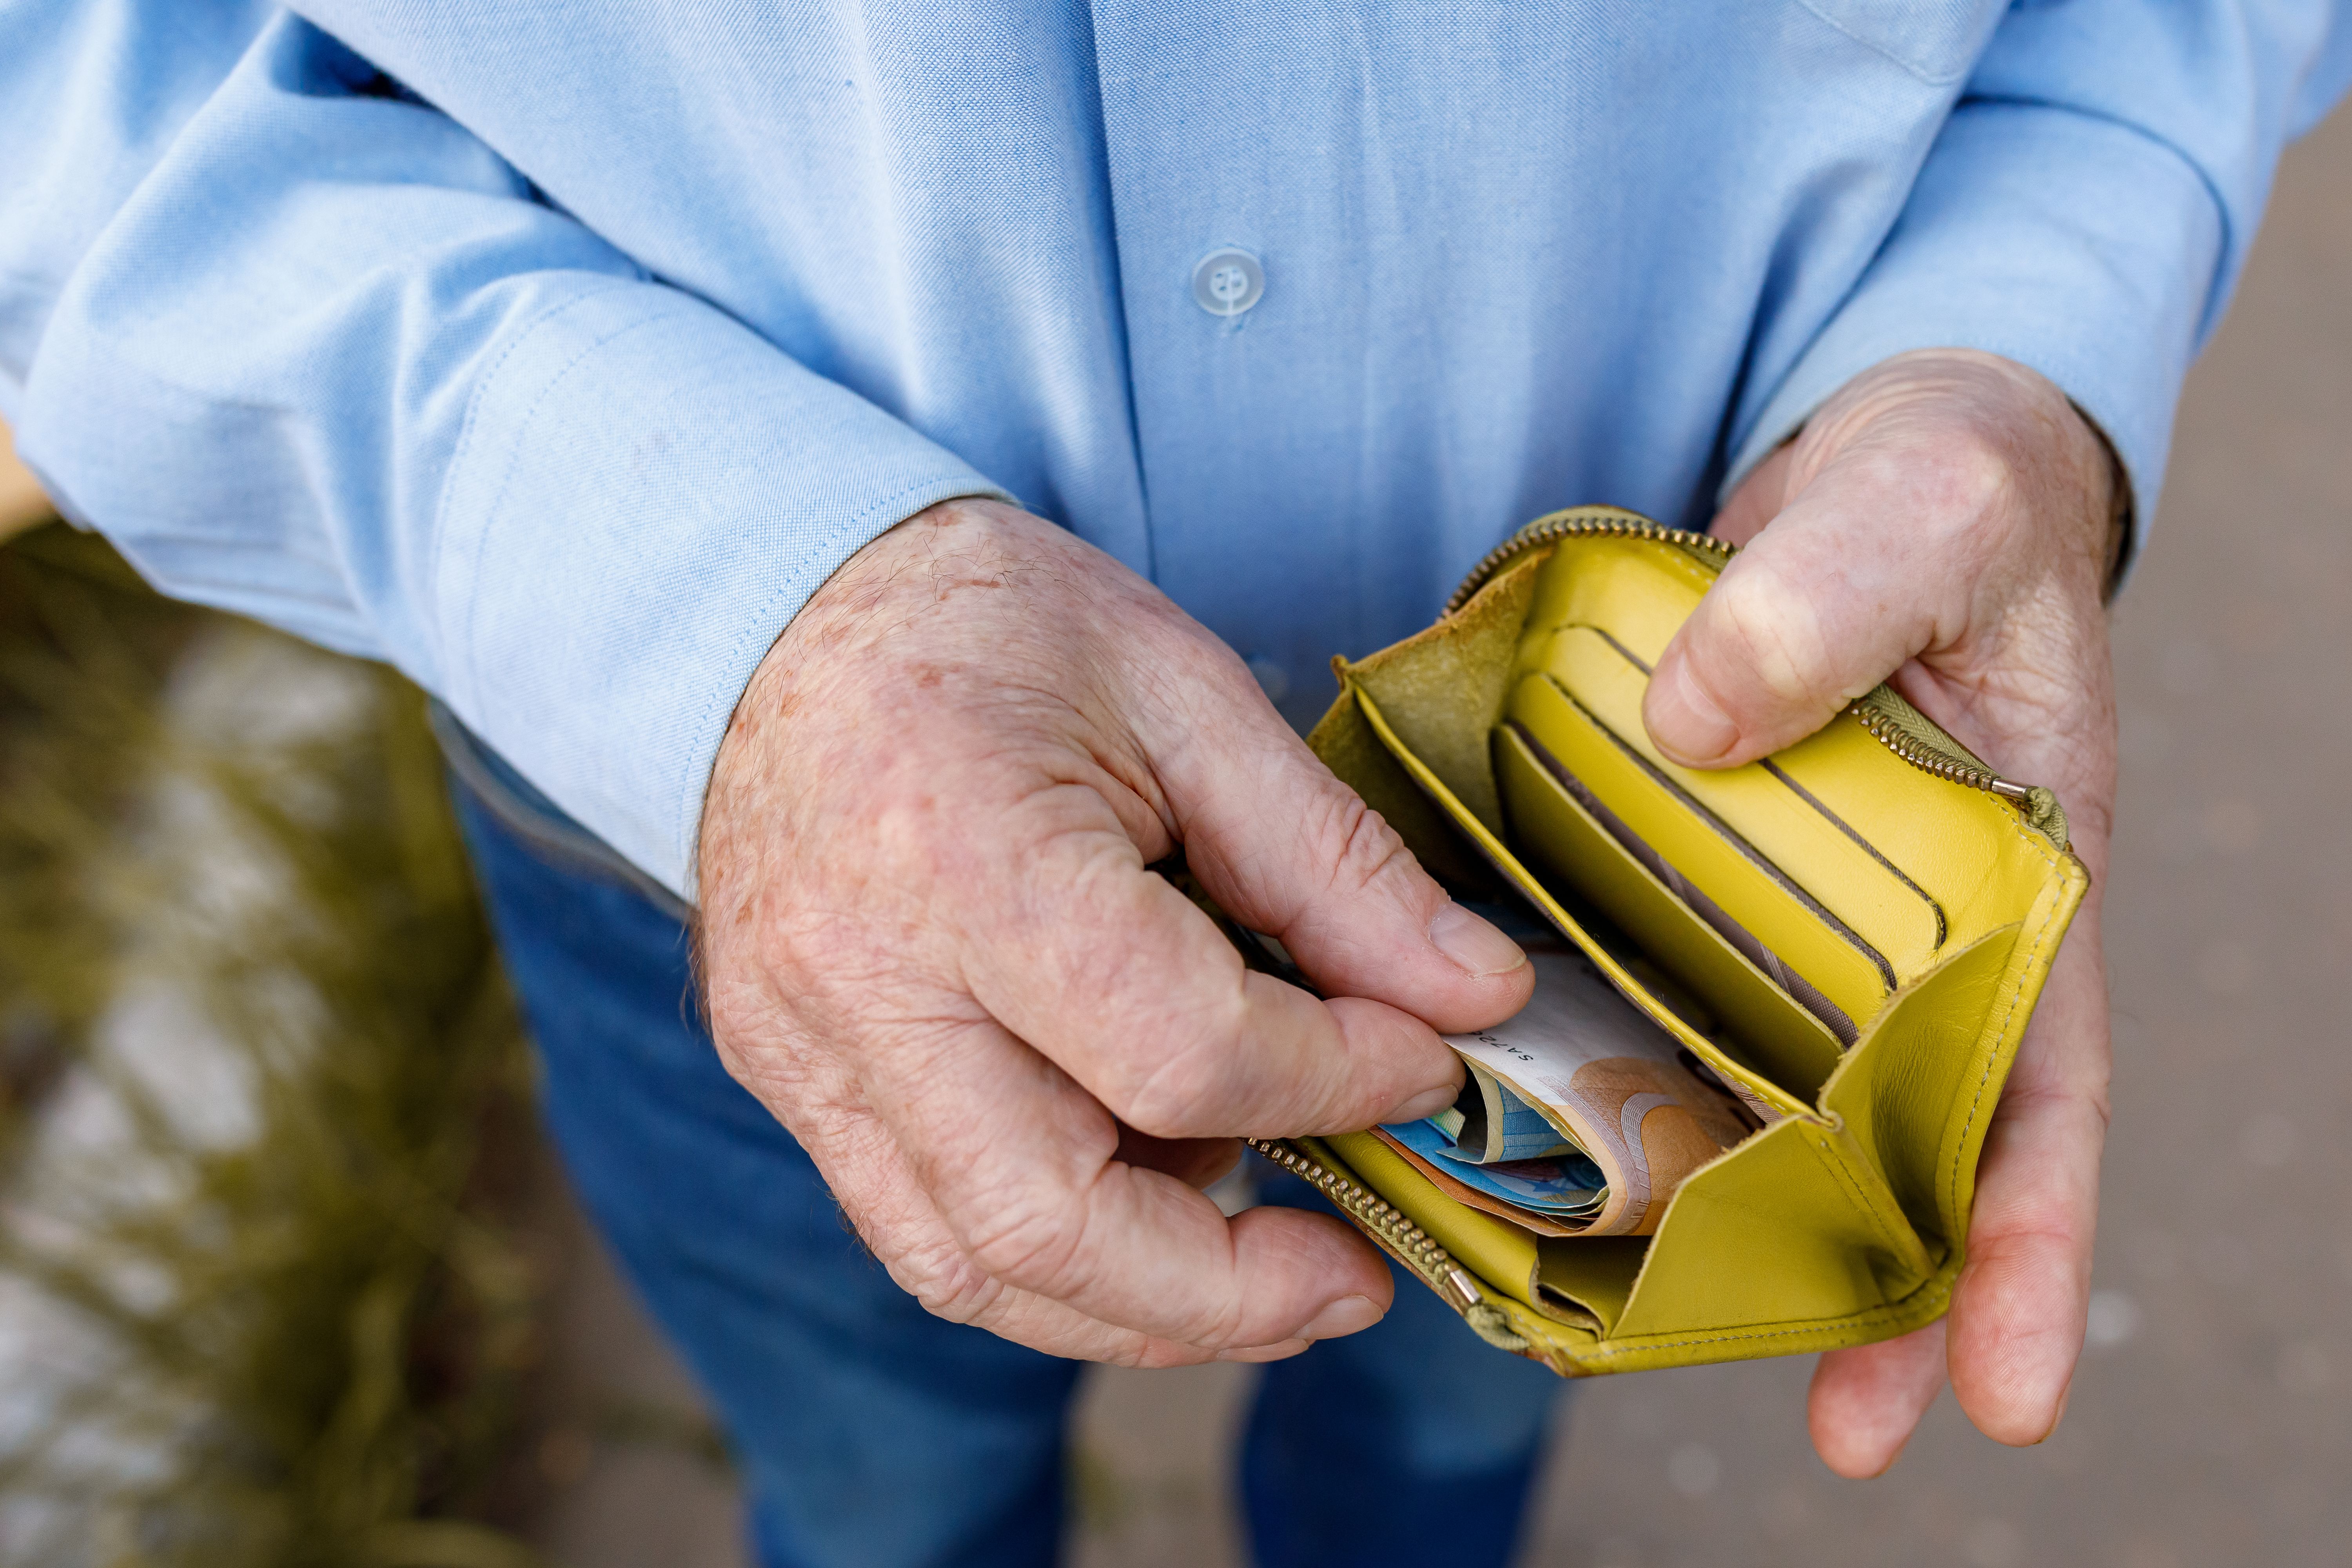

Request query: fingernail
[
  {"left": 2040, "top": 1382, "right": 2074, "bottom": 1441},
  {"left": 1216, "top": 1339, "right": 1310, "bottom": 1363},
  {"left": 1428, "top": 902, "right": 1526, "bottom": 978},
  {"left": 1392, "top": 1082, "right": 1464, "bottom": 1122},
  {"left": 1299, "top": 1294, "right": 1384, "bottom": 1341},
  {"left": 1645, "top": 658, "right": 1740, "bottom": 765}
]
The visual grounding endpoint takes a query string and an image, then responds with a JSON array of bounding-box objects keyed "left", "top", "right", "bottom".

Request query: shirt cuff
[
  {"left": 1725, "top": 98, "right": 2226, "bottom": 578},
  {"left": 430, "top": 284, "right": 1008, "bottom": 902}
]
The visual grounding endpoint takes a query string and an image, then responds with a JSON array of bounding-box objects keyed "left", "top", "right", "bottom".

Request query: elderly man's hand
[
  {"left": 697, "top": 498, "right": 1535, "bottom": 1365},
  {"left": 1644, "top": 348, "right": 2120, "bottom": 1475}
]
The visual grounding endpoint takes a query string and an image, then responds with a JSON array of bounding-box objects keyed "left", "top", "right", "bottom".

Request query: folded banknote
[
  {"left": 1165, "top": 857, "right": 1749, "bottom": 1238},
  {"left": 1428, "top": 1058, "right": 1582, "bottom": 1162},
  {"left": 1380, "top": 1115, "right": 1606, "bottom": 1218},
  {"left": 1383, "top": 946, "right": 1749, "bottom": 1236}
]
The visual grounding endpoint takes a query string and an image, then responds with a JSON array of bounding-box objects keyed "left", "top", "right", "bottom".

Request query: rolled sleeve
[
  {"left": 12, "top": 10, "right": 1004, "bottom": 900},
  {"left": 1727, "top": 100, "right": 2222, "bottom": 547},
  {"left": 1728, "top": 0, "right": 2352, "bottom": 569},
  {"left": 432, "top": 286, "right": 1004, "bottom": 896}
]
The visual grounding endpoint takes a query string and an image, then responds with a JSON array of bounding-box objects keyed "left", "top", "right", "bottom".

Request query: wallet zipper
[
  {"left": 1845, "top": 688, "right": 2068, "bottom": 846},
  {"left": 1246, "top": 1138, "right": 1487, "bottom": 1314},
  {"left": 1448, "top": 511, "right": 2069, "bottom": 848},
  {"left": 1446, "top": 508, "right": 1733, "bottom": 615}
]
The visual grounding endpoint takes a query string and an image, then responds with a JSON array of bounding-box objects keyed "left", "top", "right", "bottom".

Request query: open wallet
[{"left": 1225, "top": 506, "right": 2090, "bottom": 1377}]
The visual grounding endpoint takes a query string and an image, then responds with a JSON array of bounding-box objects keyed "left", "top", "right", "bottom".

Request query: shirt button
[{"left": 1193, "top": 248, "right": 1265, "bottom": 317}]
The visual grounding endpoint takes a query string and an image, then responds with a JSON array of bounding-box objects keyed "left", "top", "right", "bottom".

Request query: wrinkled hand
[
  {"left": 1644, "top": 348, "right": 2121, "bottom": 1475},
  {"left": 697, "top": 498, "right": 1534, "bottom": 1366}
]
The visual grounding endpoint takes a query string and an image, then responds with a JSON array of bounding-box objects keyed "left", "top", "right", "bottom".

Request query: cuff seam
[
  {"left": 430, "top": 277, "right": 668, "bottom": 712},
  {"left": 1959, "top": 91, "right": 2234, "bottom": 339}
]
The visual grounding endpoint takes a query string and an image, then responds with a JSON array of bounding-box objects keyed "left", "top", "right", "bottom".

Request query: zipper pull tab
[{"left": 2019, "top": 785, "right": 2069, "bottom": 849}]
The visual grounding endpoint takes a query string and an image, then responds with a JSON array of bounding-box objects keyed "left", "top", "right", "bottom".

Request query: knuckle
[
  {"left": 1112, "top": 1031, "right": 1241, "bottom": 1137},
  {"left": 1913, "top": 434, "right": 2027, "bottom": 542},
  {"left": 1076, "top": 945, "right": 1254, "bottom": 1135},
  {"left": 1707, "top": 572, "right": 1828, "bottom": 708},
  {"left": 826, "top": 1171, "right": 1014, "bottom": 1326},
  {"left": 894, "top": 1234, "right": 1009, "bottom": 1325},
  {"left": 1303, "top": 789, "right": 1415, "bottom": 902},
  {"left": 1971, "top": 1209, "right": 2094, "bottom": 1265},
  {"left": 2001, "top": 1071, "right": 2114, "bottom": 1138},
  {"left": 956, "top": 1178, "right": 1098, "bottom": 1298}
]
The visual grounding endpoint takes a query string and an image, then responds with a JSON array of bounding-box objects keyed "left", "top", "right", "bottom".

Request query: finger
[
  {"left": 963, "top": 788, "right": 1467, "bottom": 1137},
  {"left": 1808, "top": 1319, "right": 1947, "bottom": 1478},
  {"left": 1644, "top": 457, "right": 1967, "bottom": 770},
  {"left": 704, "top": 1015, "right": 1252, "bottom": 1365},
  {"left": 1944, "top": 927, "right": 2109, "bottom": 1446},
  {"left": 795, "top": 1102, "right": 1246, "bottom": 1365},
  {"left": 1143, "top": 657, "right": 1536, "bottom": 1031},
  {"left": 856, "top": 1007, "right": 1397, "bottom": 1348},
  {"left": 785, "top": 1073, "right": 1347, "bottom": 1365}
]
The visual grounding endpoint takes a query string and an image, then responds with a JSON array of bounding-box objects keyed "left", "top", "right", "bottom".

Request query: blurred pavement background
[{"left": 5, "top": 91, "right": 2344, "bottom": 1568}]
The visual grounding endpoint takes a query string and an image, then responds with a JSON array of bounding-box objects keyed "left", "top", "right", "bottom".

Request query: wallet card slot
[
  {"left": 1349, "top": 685, "right": 1813, "bottom": 1124},
  {"left": 1756, "top": 757, "right": 1946, "bottom": 949},
  {"left": 1508, "top": 672, "right": 1895, "bottom": 1033},
  {"left": 1537, "top": 626, "right": 1947, "bottom": 982},
  {"left": 1505, "top": 718, "right": 1869, "bottom": 1038},
  {"left": 1535, "top": 1236, "right": 1649, "bottom": 1334},
  {"left": 1493, "top": 722, "right": 1846, "bottom": 1098}
]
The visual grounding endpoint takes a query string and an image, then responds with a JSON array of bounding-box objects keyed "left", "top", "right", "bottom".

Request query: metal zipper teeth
[
  {"left": 1246, "top": 1138, "right": 1485, "bottom": 1312},
  {"left": 1448, "top": 513, "right": 2042, "bottom": 810},
  {"left": 1445, "top": 514, "right": 1733, "bottom": 616},
  {"left": 1846, "top": 702, "right": 2031, "bottom": 802}
]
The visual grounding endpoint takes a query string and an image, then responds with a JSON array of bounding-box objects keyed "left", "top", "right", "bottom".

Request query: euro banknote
[{"left": 1387, "top": 946, "right": 1749, "bottom": 1236}]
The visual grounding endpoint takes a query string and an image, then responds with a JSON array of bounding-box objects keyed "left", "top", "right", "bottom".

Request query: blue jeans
[{"left": 446, "top": 744, "right": 1563, "bottom": 1568}]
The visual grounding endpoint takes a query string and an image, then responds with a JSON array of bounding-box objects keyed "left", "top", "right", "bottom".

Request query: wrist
[{"left": 1783, "top": 350, "right": 2117, "bottom": 594}]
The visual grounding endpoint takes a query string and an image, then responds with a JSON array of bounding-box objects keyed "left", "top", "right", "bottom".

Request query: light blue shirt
[{"left": 6, "top": 2, "right": 2348, "bottom": 898}]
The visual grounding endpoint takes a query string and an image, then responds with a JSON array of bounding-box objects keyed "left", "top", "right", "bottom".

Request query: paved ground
[{"left": 529, "top": 103, "right": 2352, "bottom": 1568}]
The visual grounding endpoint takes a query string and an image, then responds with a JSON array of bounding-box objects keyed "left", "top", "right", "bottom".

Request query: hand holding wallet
[{"left": 1244, "top": 506, "right": 2089, "bottom": 1376}]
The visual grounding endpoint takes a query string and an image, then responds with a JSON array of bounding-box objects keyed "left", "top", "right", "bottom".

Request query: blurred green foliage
[{"left": 0, "top": 524, "right": 547, "bottom": 1566}]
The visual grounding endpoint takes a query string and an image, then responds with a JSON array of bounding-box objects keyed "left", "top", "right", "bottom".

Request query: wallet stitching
[
  {"left": 1944, "top": 880, "right": 2069, "bottom": 1234},
  {"left": 1650, "top": 551, "right": 1718, "bottom": 600},
  {"left": 1596, "top": 858, "right": 2071, "bottom": 1362},
  {"left": 1809, "top": 1124, "right": 1922, "bottom": 1273},
  {"left": 1932, "top": 794, "right": 2069, "bottom": 1227},
  {"left": 1572, "top": 1278, "right": 1952, "bottom": 1361}
]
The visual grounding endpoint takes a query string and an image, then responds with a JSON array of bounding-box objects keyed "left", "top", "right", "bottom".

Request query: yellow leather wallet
[{"left": 1251, "top": 506, "right": 2088, "bottom": 1376}]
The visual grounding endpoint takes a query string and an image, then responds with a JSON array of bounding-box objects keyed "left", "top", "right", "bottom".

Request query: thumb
[
  {"left": 1162, "top": 694, "right": 1534, "bottom": 1035},
  {"left": 1642, "top": 477, "right": 1944, "bottom": 770}
]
